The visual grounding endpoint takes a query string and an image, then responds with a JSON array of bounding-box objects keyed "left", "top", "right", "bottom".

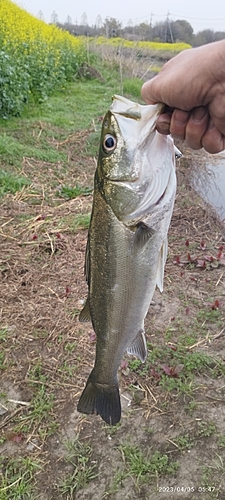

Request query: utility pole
[
  {"left": 165, "top": 11, "right": 174, "bottom": 43},
  {"left": 150, "top": 12, "right": 154, "bottom": 27},
  {"left": 149, "top": 12, "right": 154, "bottom": 40}
]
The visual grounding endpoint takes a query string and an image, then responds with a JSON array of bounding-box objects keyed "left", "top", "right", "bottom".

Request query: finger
[
  {"left": 184, "top": 107, "right": 209, "bottom": 150},
  {"left": 141, "top": 77, "right": 162, "bottom": 104},
  {"left": 202, "top": 120, "right": 225, "bottom": 154},
  {"left": 209, "top": 94, "right": 225, "bottom": 137},
  {"left": 169, "top": 109, "right": 190, "bottom": 140},
  {"left": 155, "top": 113, "right": 171, "bottom": 135}
]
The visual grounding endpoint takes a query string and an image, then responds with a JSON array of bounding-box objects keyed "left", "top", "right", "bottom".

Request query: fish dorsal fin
[
  {"left": 156, "top": 240, "right": 168, "bottom": 293},
  {"left": 127, "top": 329, "right": 147, "bottom": 363},
  {"left": 133, "top": 222, "right": 155, "bottom": 254},
  {"left": 79, "top": 297, "right": 91, "bottom": 322}
]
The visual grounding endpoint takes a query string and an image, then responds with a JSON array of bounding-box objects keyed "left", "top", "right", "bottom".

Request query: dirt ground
[{"left": 0, "top": 134, "right": 225, "bottom": 499}]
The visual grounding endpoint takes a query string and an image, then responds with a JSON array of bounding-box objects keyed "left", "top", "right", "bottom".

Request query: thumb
[
  {"left": 209, "top": 93, "right": 225, "bottom": 137},
  {"left": 141, "top": 78, "right": 162, "bottom": 105}
]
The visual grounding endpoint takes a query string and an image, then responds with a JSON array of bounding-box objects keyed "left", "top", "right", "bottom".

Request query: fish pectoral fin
[
  {"left": 127, "top": 329, "right": 147, "bottom": 363},
  {"left": 77, "top": 371, "right": 121, "bottom": 425},
  {"left": 132, "top": 222, "right": 155, "bottom": 254},
  {"left": 156, "top": 239, "right": 168, "bottom": 293},
  {"left": 79, "top": 297, "right": 91, "bottom": 322}
]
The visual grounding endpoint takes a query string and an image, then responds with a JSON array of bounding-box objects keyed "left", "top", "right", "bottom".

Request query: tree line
[{"left": 44, "top": 12, "right": 225, "bottom": 47}]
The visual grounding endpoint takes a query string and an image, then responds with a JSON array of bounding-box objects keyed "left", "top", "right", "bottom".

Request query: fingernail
[
  {"left": 157, "top": 121, "right": 170, "bottom": 132},
  {"left": 192, "top": 107, "right": 207, "bottom": 123},
  {"left": 174, "top": 110, "right": 189, "bottom": 125}
]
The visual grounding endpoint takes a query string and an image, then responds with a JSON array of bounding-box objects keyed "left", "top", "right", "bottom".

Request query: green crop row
[{"left": 0, "top": 0, "right": 86, "bottom": 118}]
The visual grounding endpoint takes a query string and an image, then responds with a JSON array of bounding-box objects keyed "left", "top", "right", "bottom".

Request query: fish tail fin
[{"left": 77, "top": 371, "right": 121, "bottom": 425}]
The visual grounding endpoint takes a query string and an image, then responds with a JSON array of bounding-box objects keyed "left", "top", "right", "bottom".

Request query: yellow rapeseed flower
[
  {"left": 0, "top": 0, "right": 86, "bottom": 117},
  {"left": 91, "top": 36, "right": 191, "bottom": 52}
]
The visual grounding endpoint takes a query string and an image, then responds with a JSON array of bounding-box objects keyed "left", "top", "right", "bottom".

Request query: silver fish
[{"left": 77, "top": 95, "right": 177, "bottom": 425}]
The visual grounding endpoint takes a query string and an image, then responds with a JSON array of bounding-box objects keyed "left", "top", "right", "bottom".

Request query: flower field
[
  {"left": 0, "top": 0, "right": 86, "bottom": 117},
  {"left": 92, "top": 36, "right": 191, "bottom": 53}
]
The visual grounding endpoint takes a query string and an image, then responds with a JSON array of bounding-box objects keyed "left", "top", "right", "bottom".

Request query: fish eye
[{"left": 103, "top": 134, "right": 117, "bottom": 153}]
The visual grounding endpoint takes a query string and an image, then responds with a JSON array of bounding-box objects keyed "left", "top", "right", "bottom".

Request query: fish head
[
  {"left": 97, "top": 109, "right": 137, "bottom": 183},
  {"left": 96, "top": 95, "right": 176, "bottom": 223}
]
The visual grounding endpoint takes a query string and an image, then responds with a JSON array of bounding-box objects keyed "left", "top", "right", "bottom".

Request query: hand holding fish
[{"left": 141, "top": 40, "right": 225, "bottom": 154}]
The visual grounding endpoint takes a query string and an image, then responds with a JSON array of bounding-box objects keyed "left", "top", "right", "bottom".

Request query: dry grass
[{"left": 1, "top": 120, "right": 225, "bottom": 498}]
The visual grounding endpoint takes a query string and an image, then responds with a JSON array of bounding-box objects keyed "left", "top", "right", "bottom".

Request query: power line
[
  {"left": 118, "top": 12, "right": 225, "bottom": 24},
  {"left": 170, "top": 12, "right": 225, "bottom": 21}
]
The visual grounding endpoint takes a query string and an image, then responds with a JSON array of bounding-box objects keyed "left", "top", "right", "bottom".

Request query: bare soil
[{"left": 0, "top": 133, "right": 225, "bottom": 499}]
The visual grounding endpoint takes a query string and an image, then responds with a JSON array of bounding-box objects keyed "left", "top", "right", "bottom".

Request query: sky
[{"left": 15, "top": 0, "right": 225, "bottom": 34}]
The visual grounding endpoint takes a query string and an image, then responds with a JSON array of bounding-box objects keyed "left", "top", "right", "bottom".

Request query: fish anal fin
[
  {"left": 79, "top": 297, "right": 91, "bottom": 322},
  {"left": 77, "top": 371, "right": 121, "bottom": 425},
  {"left": 133, "top": 222, "right": 155, "bottom": 254},
  {"left": 127, "top": 329, "right": 147, "bottom": 363}
]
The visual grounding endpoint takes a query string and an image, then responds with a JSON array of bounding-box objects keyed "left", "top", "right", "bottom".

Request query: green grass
[
  {"left": 196, "top": 421, "right": 217, "bottom": 438},
  {"left": 13, "top": 384, "right": 56, "bottom": 438},
  {"left": 0, "top": 328, "right": 10, "bottom": 342},
  {"left": 0, "top": 134, "right": 66, "bottom": 167},
  {"left": 123, "top": 78, "right": 143, "bottom": 99},
  {"left": 57, "top": 184, "right": 93, "bottom": 199},
  {"left": 0, "top": 457, "right": 42, "bottom": 500},
  {"left": 0, "top": 352, "right": 6, "bottom": 371},
  {"left": 64, "top": 213, "right": 91, "bottom": 232},
  {"left": 0, "top": 170, "right": 29, "bottom": 196},
  {"left": 200, "top": 464, "right": 223, "bottom": 499},
  {"left": 129, "top": 341, "right": 219, "bottom": 396},
  {"left": 56, "top": 439, "right": 97, "bottom": 496},
  {"left": 218, "top": 436, "right": 225, "bottom": 448},
  {"left": 117, "top": 443, "right": 178, "bottom": 487},
  {"left": 173, "top": 433, "right": 195, "bottom": 451}
]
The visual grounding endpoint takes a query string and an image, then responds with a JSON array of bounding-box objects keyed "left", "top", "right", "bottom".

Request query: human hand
[{"left": 141, "top": 40, "right": 225, "bottom": 154}]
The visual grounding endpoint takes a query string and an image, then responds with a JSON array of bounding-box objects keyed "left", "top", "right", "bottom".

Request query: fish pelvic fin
[
  {"left": 79, "top": 297, "right": 91, "bottom": 322},
  {"left": 77, "top": 371, "right": 121, "bottom": 425},
  {"left": 127, "top": 329, "right": 147, "bottom": 362}
]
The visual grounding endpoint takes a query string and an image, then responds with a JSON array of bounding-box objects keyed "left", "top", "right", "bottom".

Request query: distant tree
[
  {"left": 37, "top": 10, "right": 44, "bottom": 21},
  {"left": 103, "top": 17, "right": 122, "bottom": 37},
  {"left": 214, "top": 31, "right": 225, "bottom": 41},
  {"left": 137, "top": 22, "right": 152, "bottom": 40},
  {"left": 95, "top": 14, "right": 102, "bottom": 29},
  {"left": 81, "top": 12, "right": 88, "bottom": 26},
  {"left": 51, "top": 11, "right": 58, "bottom": 25},
  {"left": 123, "top": 19, "right": 134, "bottom": 38},
  {"left": 152, "top": 21, "right": 166, "bottom": 41},
  {"left": 171, "top": 20, "right": 193, "bottom": 44},
  {"left": 193, "top": 29, "right": 215, "bottom": 46},
  {"left": 65, "top": 15, "right": 72, "bottom": 25}
]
